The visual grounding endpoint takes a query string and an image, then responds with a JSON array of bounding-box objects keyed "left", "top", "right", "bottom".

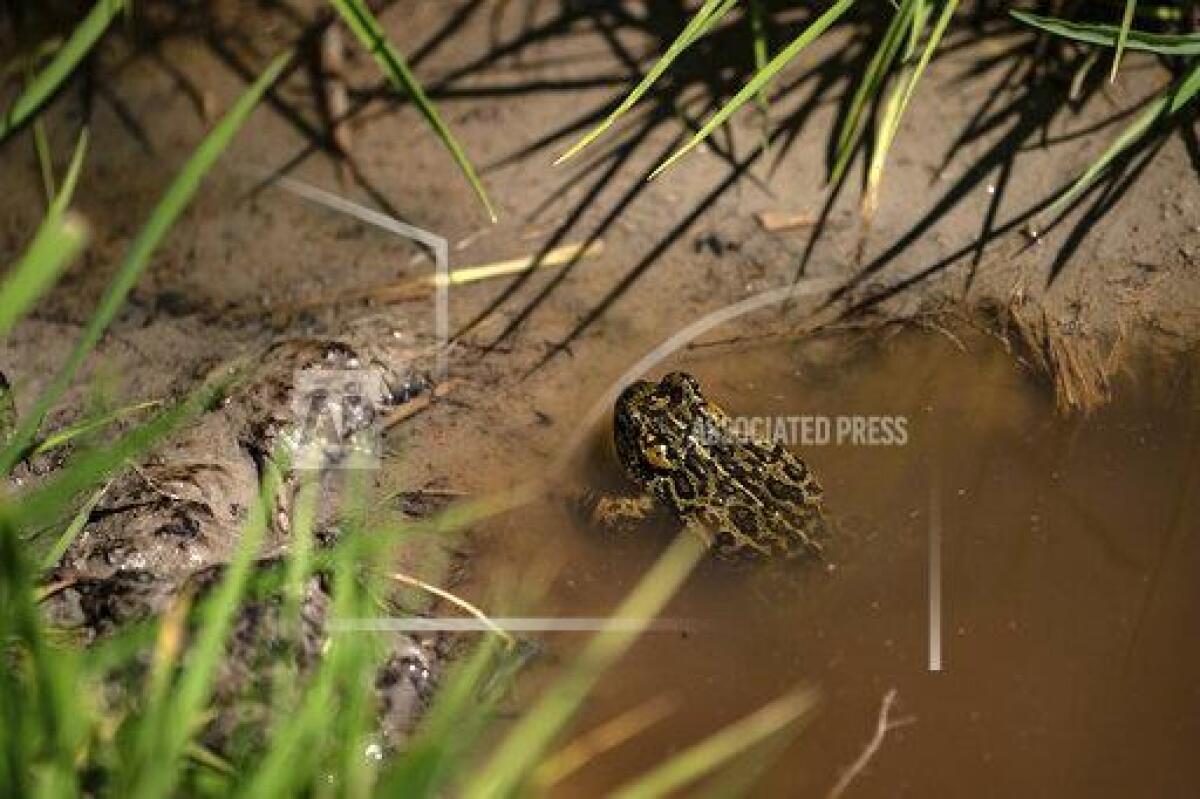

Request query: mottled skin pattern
[{"left": 604, "top": 372, "right": 827, "bottom": 560}]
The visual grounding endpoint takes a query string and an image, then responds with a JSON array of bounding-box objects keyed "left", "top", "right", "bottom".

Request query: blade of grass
[
  {"left": 907, "top": 0, "right": 930, "bottom": 61},
  {"left": 463, "top": 530, "right": 707, "bottom": 798},
  {"left": 50, "top": 126, "right": 89, "bottom": 218},
  {"left": 1167, "top": 59, "right": 1200, "bottom": 115},
  {"left": 329, "top": 0, "right": 497, "bottom": 222},
  {"left": 240, "top": 478, "right": 384, "bottom": 798},
  {"left": 327, "top": 469, "right": 388, "bottom": 798},
  {"left": 863, "top": 0, "right": 959, "bottom": 217},
  {"left": 863, "top": 78, "right": 906, "bottom": 219},
  {"left": 1112, "top": 0, "right": 1137, "bottom": 80},
  {"left": 1, "top": 373, "right": 227, "bottom": 533},
  {"left": 649, "top": 0, "right": 857, "bottom": 180},
  {"left": 0, "top": 52, "right": 291, "bottom": 475},
  {"left": 555, "top": 0, "right": 737, "bottom": 165},
  {"left": 0, "top": 127, "right": 90, "bottom": 341},
  {"left": 27, "top": 404, "right": 158, "bottom": 567},
  {"left": 0, "top": 514, "right": 88, "bottom": 795},
  {"left": 1070, "top": 49, "right": 1102, "bottom": 101},
  {"left": 236, "top": 594, "right": 339, "bottom": 797},
  {"left": 1010, "top": 10, "right": 1200, "bottom": 56},
  {"left": 32, "top": 117, "right": 57, "bottom": 206},
  {"left": 28, "top": 399, "right": 161, "bottom": 458},
  {"left": 610, "top": 686, "right": 819, "bottom": 799},
  {"left": 0, "top": 0, "right": 127, "bottom": 141},
  {"left": 39, "top": 479, "right": 110, "bottom": 570},
  {"left": 1046, "top": 58, "right": 1200, "bottom": 215},
  {"left": 831, "top": 0, "right": 917, "bottom": 184},
  {"left": 0, "top": 212, "right": 89, "bottom": 340}
]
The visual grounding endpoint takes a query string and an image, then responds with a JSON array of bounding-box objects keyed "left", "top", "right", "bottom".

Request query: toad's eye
[{"left": 643, "top": 441, "right": 675, "bottom": 470}]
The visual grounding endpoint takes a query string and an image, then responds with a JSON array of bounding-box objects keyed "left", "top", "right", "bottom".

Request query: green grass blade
[
  {"left": 0, "top": 126, "right": 91, "bottom": 340},
  {"left": 2, "top": 376, "right": 227, "bottom": 533},
  {"left": 610, "top": 687, "right": 819, "bottom": 799},
  {"left": 29, "top": 398, "right": 160, "bottom": 458},
  {"left": 1113, "top": 0, "right": 1137, "bottom": 80},
  {"left": 329, "top": 0, "right": 497, "bottom": 222},
  {"left": 242, "top": 476, "right": 384, "bottom": 798},
  {"left": 239, "top": 653, "right": 338, "bottom": 798},
  {"left": 0, "top": 516, "right": 88, "bottom": 795},
  {"left": 0, "top": 0, "right": 126, "bottom": 141},
  {"left": 1010, "top": 10, "right": 1200, "bottom": 56},
  {"left": 32, "top": 117, "right": 57, "bottom": 206},
  {"left": 1047, "top": 58, "right": 1200, "bottom": 215},
  {"left": 39, "top": 479, "right": 110, "bottom": 570},
  {"left": 1166, "top": 57, "right": 1200, "bottom": 114},
  {"left": 0, "top": 212, "right": 89, "bottom": 340},
  {"left": 864, "top": 80, "right": 906, "bottom": 216},
  {"left": 1055, "top": 103, "right": 1163, "bottom": 212},
  {"left": 864, "top": 0, "right": 958, "bottom": 216},
  {"left": 907, "top": 0, "right": 930, "bottom": 60},
  {"left": 554, "top": 0, "right": 736, "bottom": 165},
  {"left": 831, "top": 0, "right": 916, "bottom": 184},
  {"left": 50, "top": 126, "right": 90, "bottom": 218},
  {"left": 650, "top": 0, "right": 857, "bottom": 180},
  {"left": 463, "top": 531, "right": 707, "bottom": 798},
  {"left": 1010, "top": 7, "right": 1200, "bottom": 217},
  {"left": 0, "top": 52, "right": 291, "bottom": 475}
]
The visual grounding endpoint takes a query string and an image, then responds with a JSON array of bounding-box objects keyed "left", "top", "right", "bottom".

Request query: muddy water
[{"left": 470, "top": 328, "right": 1200, "bottom": 797}]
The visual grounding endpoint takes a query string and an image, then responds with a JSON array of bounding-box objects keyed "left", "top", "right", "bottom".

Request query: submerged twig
[{"left": 826, "top": 688, "right": 915, "bottom": 799}]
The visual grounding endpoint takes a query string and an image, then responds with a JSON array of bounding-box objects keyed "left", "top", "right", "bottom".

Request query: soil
[{"left": 2, "top": 0, "right": 1199, "bottom": 795}]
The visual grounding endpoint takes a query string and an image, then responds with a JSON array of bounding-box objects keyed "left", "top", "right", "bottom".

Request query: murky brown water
[{"left": 471, "top": 328, "right": 1200, "bottom": 797}]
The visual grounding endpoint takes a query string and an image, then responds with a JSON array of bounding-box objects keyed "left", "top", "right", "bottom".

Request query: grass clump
[{"left": 558, "top": 1, "right": 1197, "bottom": 225}]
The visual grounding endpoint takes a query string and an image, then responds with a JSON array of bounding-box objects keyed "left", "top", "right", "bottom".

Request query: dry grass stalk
[
  {"left": 755, "top": 209, "right": 818, "bottom": 232},
  {"left": 826, "top": 688, "right": 915, "bottom": 799}
]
